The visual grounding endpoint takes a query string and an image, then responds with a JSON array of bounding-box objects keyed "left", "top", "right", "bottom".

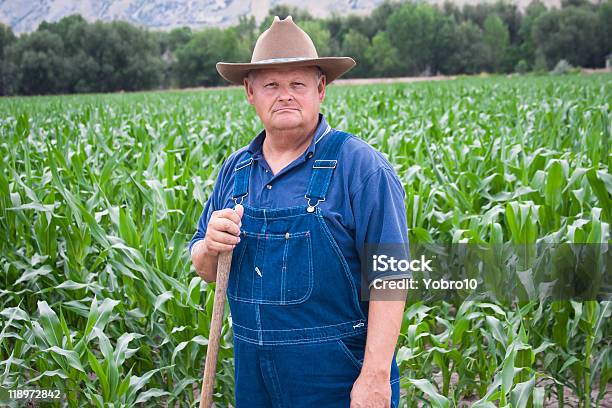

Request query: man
[{"left": 189, "top": 16, "right": 410, "bottom": 408}]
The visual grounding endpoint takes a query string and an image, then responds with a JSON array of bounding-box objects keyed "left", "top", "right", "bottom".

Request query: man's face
[{"left": 243, "top": 66, "right": 326, "bottom": 134}]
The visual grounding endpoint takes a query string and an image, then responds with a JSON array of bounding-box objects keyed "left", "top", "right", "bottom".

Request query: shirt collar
[{"left": 247, "top": 113, "right": 332, "bottom": 161}]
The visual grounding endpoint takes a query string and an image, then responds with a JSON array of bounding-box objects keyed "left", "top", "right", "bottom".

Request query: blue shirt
[{"left": 188, "top": 114, "right": 410, "bottom": 287}]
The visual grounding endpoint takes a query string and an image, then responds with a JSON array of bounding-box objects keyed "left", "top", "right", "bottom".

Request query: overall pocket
[
  {"left": 337, "top": 335, "right": 365, "bottom": 370},
  {"left": 228, "top": 230, "right": 314, "bottom": 304}
]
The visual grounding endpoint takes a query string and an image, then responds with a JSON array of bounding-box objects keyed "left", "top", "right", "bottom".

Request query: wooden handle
[{"left": 199, "top": 250, "right": 233, "bottom": 408}]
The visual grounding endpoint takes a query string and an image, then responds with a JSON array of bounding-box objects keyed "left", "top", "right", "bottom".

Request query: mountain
[{"left": 0, "top": 0, "right": 563, "bottom": 35}]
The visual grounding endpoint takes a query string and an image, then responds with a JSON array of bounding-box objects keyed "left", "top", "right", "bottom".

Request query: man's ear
[
  {"left": 244, "top": 77, "right": 254, "bottom": 104},
  {"left": 318, "top": 74, "right": 326, "bottom": 102}
]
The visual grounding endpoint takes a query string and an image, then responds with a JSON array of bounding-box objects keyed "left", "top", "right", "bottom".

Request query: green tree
[
  {"left": 386, "top": 3, "right": 438, "bottom": 75},
  {"left": 532, "top": 6, "right": 600, "bottom": 68},
  {"left": 158, "top": 27, "right": 193, "bottom": 54},
  {"left": 38, "top": 14, "right": 87, "bottom": 53},
  {"left": 561, "top": 0, "right": 590, "bottom": 7},
  {"left": 341, "top": 29, "right": 371, "bottom": 77},
  {"left": 365, "top": 31, "right": 402, "bottom": 77},
  {"left": 175, "top": 28, "right": 246, "bottom": 87},
  {"left": 326, "top": 14, "right": 372, "bottom": 56},
  {"left": 299, "top": 20, "right": 331, "bottom": 57},
  {"left": 445, "top": 21, "right": 487, "bottom": 74},
  {"left": 370, "top": 0, "right": 403, "bottom": 31},
  {"left": 71, "top": 21, "right": 162, "bottom": 92},
  {"left": 517, "top": 0, "right": 548, "bottom": 70},
  {"left": 0, "top": 22, "right": 17, "bottom": 95},
  {"left": 156, "top": 27, "right": 193, "bottom": 88},
  {"left": 460, "top": 1, "right": 521, "bottom": 42},
  {"left": 3, "top": 30, "right": 68, "bottom": 95},
  {"left": 483, "top": 14, "right": 510, "bottom": 72},
  {"left": 234, "top": 15, "right": 257, "bottom": 56},
  {"left": 0, "top": 22, "right": 15, "bottom": 53},
  {"left": 597, "top": 0, "right": 612, "bottom": 64},
  {"left": 431, "top": 15, "right": 460, "bottom": 74},
  {"left": 2, "top": 1, "right": 610, "bottom": 93},
  {"left": 38, "top": 14, "right": 91, "bottom": 92},
  {"left": 13, "top": 15, "right": 164, "bottom": 93}
]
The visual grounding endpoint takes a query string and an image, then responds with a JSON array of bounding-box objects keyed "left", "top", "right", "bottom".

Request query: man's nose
[{"left": 276, "top": 84, "right": 294, "bottom": 101}]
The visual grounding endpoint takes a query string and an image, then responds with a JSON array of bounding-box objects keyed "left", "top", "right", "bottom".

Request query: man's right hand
[
  {"left": 191, "top": 204, "right": 244, "bottom": 282},
  {"left": 203, "top": 204, "right": 244, "bottom": 255}
]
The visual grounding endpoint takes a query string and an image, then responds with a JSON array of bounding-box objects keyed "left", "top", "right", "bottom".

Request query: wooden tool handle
[{"left": 199, "top": 250, "right": 233, "bottom": 408}]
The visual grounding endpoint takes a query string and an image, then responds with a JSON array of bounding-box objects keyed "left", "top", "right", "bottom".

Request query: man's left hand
[{"left": 350, "top": 369, "right": 392, "bottom": 408}]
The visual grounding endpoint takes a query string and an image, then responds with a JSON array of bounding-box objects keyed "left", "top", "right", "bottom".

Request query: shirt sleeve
[
  {"left": 188, "top": 196, "right": 214, "bottom": 255},
  {"left": 187, "top": 158, "right": 232, "bottom": 255},
  {"left": 351, "top": 166, "right": 411, "bottom": 288}
]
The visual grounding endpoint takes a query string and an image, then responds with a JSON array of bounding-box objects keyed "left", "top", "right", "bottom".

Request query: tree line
[{"left": 0, "top": 0, "right": 610, "bottom": 96}]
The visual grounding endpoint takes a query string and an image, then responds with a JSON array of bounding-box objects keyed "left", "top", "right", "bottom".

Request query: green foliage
[
  {"left": 517, "top": 0, "right": 547, "bottom": 69},
  {"left": 299, "top": 20, "right": 331, "bottom": 57},
  {"left": 160, "top": 26, "right": 194, "bottom": 54},
  {"left": 174, "top": 28, "right": 249, "bottom": 88},
  {"left": 446, "top": 21, "right": 487, "bottom": 75},
  {"left": 0, "top": 22, "right": 16, "bottom": 67},
  {"left": 483, "top": 14, "right": 510, "bottom": 72},
  {"left": 515, "top": 59, "right": 529, "bottom": 74},
  {"left": 551, "top": 59, "right": 576, "bottom": 75},
  {"left": 0, "top": 73, "right": 610, "bottom": 406},
  {"left": 2, "top": 30, "right": 68, "bottom": 95},
  {"left": 2, "top": 1, "right": 612, "bottom": 95},
  {"left": 598, "top": 1, "right": 612, "bottom": 58},
  {"left": 532, "top": 5, "right": 602, "bottom": 69},
  {"left": 387, "top": 3, "right": 439, "bottom": 75},
  {"left": 365, "top": 32, "right": 402, "bottom": 77},
  {"left": 340, "top": 29, "right": 371, "bottom": 78},
  {"left": 1, "top": 16, "right": 163, "bottom": 95}
]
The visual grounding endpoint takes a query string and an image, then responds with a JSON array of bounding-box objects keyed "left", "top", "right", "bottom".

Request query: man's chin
[{"left": 270, "top": 116, "right": 302, "bottom": 130}]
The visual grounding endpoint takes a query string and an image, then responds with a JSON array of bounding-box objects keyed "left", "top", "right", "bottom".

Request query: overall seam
[
  {"left": 243, "top": 210, "right": 314, "bottom": 220},
  {"left": 315, "top": 209, "right": 367, "bottom": 321},
  {"left": 337, "top": 339, "right": 363, "bottom": 371},
  {"left": 255, "top": 304, "right": 263, "bottom": 345},
  {"left": 231, "top": 239, "right": 249, "bottom": 298},
  {"left": 232, "top": 319, "right": 366, "bottom": 332},
  {"left": 233, "top": 326, "right": 368, "bottom": 346},
  {"left": 268, "top": 354, "right": 287, "bottom": 408}
]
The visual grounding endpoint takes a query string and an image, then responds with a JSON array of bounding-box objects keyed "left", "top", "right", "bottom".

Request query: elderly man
[{"left": 189, "top": 16, "right": 410, "bottom": 408}]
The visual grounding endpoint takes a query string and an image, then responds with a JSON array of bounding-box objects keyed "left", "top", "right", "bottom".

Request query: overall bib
[{"left": 227, "top": 129, "right": 401, "bottom": 408}]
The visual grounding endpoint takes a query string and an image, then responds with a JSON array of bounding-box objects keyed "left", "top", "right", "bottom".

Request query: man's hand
[
  {"left": 349, "top": 285, "right": 406, "bottom": 408},
  {"left": 204, "top": 205, "right": 244, "bottom": 255},
  {"left": 192, "top": 204, "right": 244, "bottom": 282},
  {"left": 350, "top": 369, "right": 392, "bottom": 408}
]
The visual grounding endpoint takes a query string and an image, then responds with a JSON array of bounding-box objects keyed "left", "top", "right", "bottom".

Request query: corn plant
[{"left": 1, "top": 73, "right": 610, "bottom": 407}]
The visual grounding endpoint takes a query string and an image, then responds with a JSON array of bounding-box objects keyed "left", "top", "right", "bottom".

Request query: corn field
[{"left": 0, "top": 73, "right": 610, "bottom": 407}]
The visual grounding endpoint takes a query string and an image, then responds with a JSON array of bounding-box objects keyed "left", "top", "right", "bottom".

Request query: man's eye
[
  {"left": 265, "top": 83, "right": 277, "bottom": 88},
  {"left": 293, "top": 83, "right": 305, "bottom": 87}
]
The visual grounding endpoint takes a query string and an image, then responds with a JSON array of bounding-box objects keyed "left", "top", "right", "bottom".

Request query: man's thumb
[{"left": 234, "top": 203, "right": 244, "bottom": 219}]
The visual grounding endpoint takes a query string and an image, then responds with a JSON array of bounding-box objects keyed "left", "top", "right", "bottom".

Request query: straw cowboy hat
[{"left": 216, "top": 16, "right": 356, "bottom": 84}]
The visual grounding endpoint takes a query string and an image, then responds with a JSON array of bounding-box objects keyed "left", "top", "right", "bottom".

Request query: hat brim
[{"left": 216, "top": 57, "right": 356, "bottom": 85}]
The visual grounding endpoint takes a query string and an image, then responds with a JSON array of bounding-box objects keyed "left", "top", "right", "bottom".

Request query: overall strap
[
  {"left": 305, "top": 129, "right": 352, "bottom": 209},
  {"left": 232, "top": 152, "right": 254, "bottom": 205}
]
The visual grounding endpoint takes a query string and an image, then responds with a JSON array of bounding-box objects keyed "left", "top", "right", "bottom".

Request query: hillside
[{"left": 0, "top": 0, "right": 565, "bottom": 34}]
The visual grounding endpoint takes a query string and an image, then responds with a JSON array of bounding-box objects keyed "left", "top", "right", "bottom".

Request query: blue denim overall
[{"left": 227, "top": 129, "right": 401, "bottom": 408}]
